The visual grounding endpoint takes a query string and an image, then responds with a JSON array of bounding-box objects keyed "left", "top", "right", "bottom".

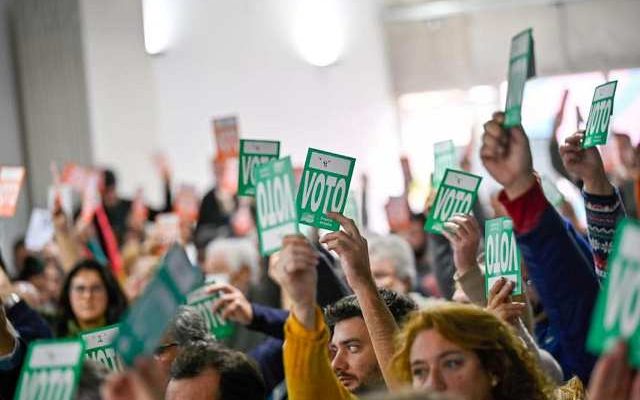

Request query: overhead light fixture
[
  {"left": 142, "top": 0, "right": 171, "bottom": 55},
  {"left": 292, "top": 0, "right": 345, "bottom": 67}
]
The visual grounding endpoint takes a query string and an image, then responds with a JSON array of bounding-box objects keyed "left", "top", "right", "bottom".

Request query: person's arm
[
  {"left": 481, "top": 112, "right": 599, "bottom": 383},
  {"left": 321, "top": 213, "right": 404, "bottom": 391},
  {"left": 560, "top": 131, "right": 626, "bottom": 279}
]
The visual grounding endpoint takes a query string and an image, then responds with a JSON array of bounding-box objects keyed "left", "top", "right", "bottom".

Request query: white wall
[
  {"left": 386, "top": 0, "right": 640, "bottom": 94},
  {"left": 83, "top": 0, "right": 402, "bottom": 230},
  {"left": 0, "top": 0, "right": 28, "bottom": 273}
]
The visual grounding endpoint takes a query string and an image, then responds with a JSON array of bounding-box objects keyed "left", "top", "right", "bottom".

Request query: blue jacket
[{"left": 517, "top": 206, "right": 599, "bottom": 383}]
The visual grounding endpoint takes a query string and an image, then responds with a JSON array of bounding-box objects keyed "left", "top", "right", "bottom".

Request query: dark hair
[
  {"left": 324, "top": 288, "right": 417, "bottom": 330},
  {"left": 409, "top": 212, "right": 426, "bottom": 224},
  {"left": 170, "top": 342, "right": 266, "bottom": 400},
  {"left": 18, "top": 255, "right": 45, "bottom": 281},
  {"left": 103, "top": 169, "right": 117, "bottom": 189},
  {"left": 56, "top": 259, "right": 128, "bottom": 337}
]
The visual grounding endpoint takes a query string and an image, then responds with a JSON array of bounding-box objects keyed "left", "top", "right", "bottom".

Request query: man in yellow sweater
[{"left": 273, "top": 222, "right": 417, "bottom": 399}]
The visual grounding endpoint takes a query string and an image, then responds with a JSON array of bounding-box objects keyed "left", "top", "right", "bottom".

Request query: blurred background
[{"left": 1, "top": 0, "right": 639, "bottom": 260}]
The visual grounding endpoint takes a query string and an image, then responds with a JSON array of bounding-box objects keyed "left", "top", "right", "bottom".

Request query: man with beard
[{"left": 273, "top": 235, "right": 416, "bottom": 398}]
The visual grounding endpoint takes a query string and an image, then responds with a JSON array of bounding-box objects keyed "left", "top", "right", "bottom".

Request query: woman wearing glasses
[{"left": 55, "top": 259, "right": 127, "bottom": 337}]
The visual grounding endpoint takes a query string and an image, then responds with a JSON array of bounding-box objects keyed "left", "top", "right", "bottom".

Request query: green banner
[
  {"left": 14, "top": 339, "right": 85, "bottom": 400},
  {"left": 255, "top": 156, "right": 299, "bottom": 256},
  {"left": 425, "top": 169, "right": 482, "bottom": 234},
  {"left": 588, "top": 219, "right": 640, "bottom": 365},
  {"left": 115, "top": 245, "right": 203, "bottom": 365},
  {"left": 186, "top": 285, "right": 235, "bottom": 340},
  {"left": 484, "top": 217, "right": 522, "bottom": 298},
  {"left": 81, "top": 324, "right": 123, "bottom": 372},
  {"left": 237, "top": 139, "right": 280, "bottom": 197},
  {"left": 504, "top": 28, "right": 535, "bottom": 128},
  {"left": 582, "top": 81, "right": 618, "bottom": 149},
  {"left": 296, "top": 148, "right": 356, "bottom": 231},
  {"left": 433, "top": 140, "right": 456, "bottom": 189}
]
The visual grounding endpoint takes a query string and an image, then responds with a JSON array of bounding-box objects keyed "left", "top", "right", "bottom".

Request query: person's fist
[
  {"left": 486, "top": 277, "right": 525, "bottom": 326},
  {"left": 442, "top": 214, "right": 481, "bottom": 275},
  {"left": 270, "top": 235, "right": 318, "bottom": 308},
  {"left": 207, "top": 282, "right": 253, "bottom": 326},
  {"left": 480, "top": 112, "right": 535, "bottom": 199},
  {"left": 559, "top": 131, "right": 612, "bottom": 195}
]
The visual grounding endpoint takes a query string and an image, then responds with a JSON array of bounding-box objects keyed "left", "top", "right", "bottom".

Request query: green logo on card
[
  {"left": 296, "top": 148, "right": 356, "bottom": 231},
  {"left": 425, "top": 169, "right": 481, "bottom": 234},
  {"left": 187, "top": 286, "right": 235, "bottom": 340},
  {"left": 582, "top": 81, "right": 617, "bottom": 149},
  {"left": 484, "top": 217, "right": 522, "bottom": 298},
  {"left": 505, "top": 28, "right": 535, "bottom": 128},
  {"left": 238, "top": 140, "right": 280, "bottom": 197},
  {"left": 115, "top": 245, "right": 203, "bottom": 365},
  {"left": 15, "top": 339, "right": 85, "bottom": 400},
  {"left": 588, "top": 219, "right": 640, "bottom": 366},
  {"left": 255, "top": 157, "right": 299, "bottom": 256},
  {"left": 81, "top": 324, "right": 123, "bottom": 372}
]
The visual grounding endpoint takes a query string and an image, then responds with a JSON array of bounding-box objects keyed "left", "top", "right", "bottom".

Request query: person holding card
[{"left": 480, "top": 112, "right": 599, "bottom": 383}]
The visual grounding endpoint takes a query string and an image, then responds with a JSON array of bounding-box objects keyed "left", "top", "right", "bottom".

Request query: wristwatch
[{"left": 1, "top": 293, "right": 20, "bottom": 311}]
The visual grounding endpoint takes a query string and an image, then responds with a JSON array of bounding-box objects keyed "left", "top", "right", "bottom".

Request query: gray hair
[
  {"left": 367, "top": 234, "right": 417, "bottom": 288},
  {"left": 205, "top": 238, "right": 260, "bottom": 283},
  {"left": 165, "top": 306, "right": 210, "bottom": 346}
]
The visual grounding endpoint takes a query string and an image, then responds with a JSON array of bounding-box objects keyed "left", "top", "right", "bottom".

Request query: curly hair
[{"left": 390, "top": 303, "right": 558, "bottom": 400}]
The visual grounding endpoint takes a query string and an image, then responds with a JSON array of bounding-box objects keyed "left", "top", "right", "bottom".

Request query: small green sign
[
  {"left": 296, "top": 148, "right": 356, "bottom": 231},
  {"left": 484, "top": 217, "right": 522, "bottom": 298},
  {"left": 14, "top": 339, "right": 85, "bottom": 400},
  {"left": 238, "top": 139, "right": 280, "bottom": 197},
  {"left": 587, "top": 219, "right": 640, "bottom": 365},
  {"left": 504, "top": 28, "right": 535, "bottom": 128},
  {"left": 115, "top": 245, "right": 203, "bottom": 365},
  {"left": 425, "top": 169, "right": 482, "bottom": 234},
  {"left": 255, "top": 156, "right": 299, "bottom": 256},
  {"left": 186, "top": 285, "right": 235, "bottom": 340},
  {"left": 582, "top": 81, "right": 618, "bottom": 149},
  {"left": 540, "top": 175, "right": 564, "bottom": 207},
  {"left": 81, "top": 324, "right": 123, "bottom": 372},
  {"left": 433, "top": 140, "right": 456, "bottom": 189}
]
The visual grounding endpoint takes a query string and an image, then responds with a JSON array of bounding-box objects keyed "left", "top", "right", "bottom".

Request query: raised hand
[
  {"left": 269, "top": 235, "right": 318, "bottom": 329},
  {"left": 480, "top": 112, "right": 536, "bottom": 199},
  {"left": 320, "top": 212, "right": 374, "bottom": 292},
  {"left": 486, "top": 277, "right": 525, "bottom": 326},
  {"left": 442, "top": 214, "right": 481, "bottom": 275},
  {"left": 588, "top": 342, "right": 640, "bottom": 400},
  {"left": 559, "top": 131, "right": 612, "bottom": 195},
  {"left": 207, "top": 282, "right": 253, "bottom": 326}
]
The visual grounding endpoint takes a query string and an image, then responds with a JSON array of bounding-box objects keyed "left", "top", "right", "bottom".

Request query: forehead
[
  {"left": 71, "top": 269, "right": 102, "bottom": 285},
  {"left": 410, "top": 329, "right": 465, "bottom": 362},
  {"left": 166, "top": 369, "right": 221, "bottom": 400},
  {"left": 330, "top": 316, "right": 370, "bottom": 345}
]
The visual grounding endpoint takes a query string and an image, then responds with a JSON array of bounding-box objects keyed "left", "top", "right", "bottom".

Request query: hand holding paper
[
  {"left": 207, "top": 282, "right": 253, "bottom": 326},
  {"left": 442, "top": 214, "right": 481, "bottom": 275},
  {"left": 480, "top": 112, "right": 535, "bottom": 199},
  {"left": 559, "top": 131, "right": 612, "bottom": 195},
  {"left": 486, "top": 278, "right": 525, "bottom": 327}
]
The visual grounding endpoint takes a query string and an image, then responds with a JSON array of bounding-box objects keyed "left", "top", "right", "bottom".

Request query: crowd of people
[{"left": 1, "top": 85, "right": 640, "bottom": 399}]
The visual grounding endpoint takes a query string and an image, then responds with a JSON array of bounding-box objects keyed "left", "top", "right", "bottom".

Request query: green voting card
[
  {"left": 505, "top": 28, "right": 535, "bottom": 128},
  {"left": 296, "top": 148, "right": 356, "bottom": 231},
  {"left": 255, "top": 156, "right": 299, "bottom": 256},
  {"left": 588, "top": 219, "right": 640, "bottom": 366},
  {"left": 186, "top": 285, "right": 235, "bottom": 340},
  {"left": 425, "top": 169, "right": 481, "bottom": 234},
  {"left": 14, "top": 339, "right": 84, "bottom": 400},
  {"left": 238, "top": 139, "right": 280, "bottom": 197},
  {"left": 582, "top": 81, "right": 618, "bottom": 149},
  {"left": 484, "top": 217, "right": 522, "bottom": 298},
  {"left": 115, "top": 245, "right": 203, "bottom": 365},
  {"left": 433, "top": 140, "right": 456, "bottom": 189},
  {"left": 81, "top": 324, "right": 123, "bottom": 372}
]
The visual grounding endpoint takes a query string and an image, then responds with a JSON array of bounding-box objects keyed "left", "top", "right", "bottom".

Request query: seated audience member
[
  {"left": 273, "top": 234, "right": 417, "bottom": 399},
  {"left": 368, "top": 235, "right": 417, "bottom": 295},
  {"left": 479, "top": 112, "right": 599, "bottom": 382},
  {"left": 390, "top": 303, "right": 585, "bottom": 400},
  {"left": 154, "top": 306, "right": 210, "bottom": 385},
  {"left": 56, "top": 259, "right": 127, "bottom": 337},
  {"left": 166, "top": 341, "right": 266, "bottom": 400}
]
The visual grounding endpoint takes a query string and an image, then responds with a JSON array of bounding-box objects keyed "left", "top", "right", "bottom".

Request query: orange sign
[
  {"left": 0, "top": 166, "right": 25, "bottom": 218},
  {"left": 173, "top": 184, "right": 199, "bottom": 224},
  {"left": 213, "top": 116, "right": 240, "bottom": 161}
]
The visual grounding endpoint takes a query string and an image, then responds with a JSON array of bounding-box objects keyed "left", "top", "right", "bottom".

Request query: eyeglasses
[
  {"left": 154, "top": 342, "right": 179, "bottom": 357},
  {"left": 70, "top": 285, "right": 106, "bottom": 296}
]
